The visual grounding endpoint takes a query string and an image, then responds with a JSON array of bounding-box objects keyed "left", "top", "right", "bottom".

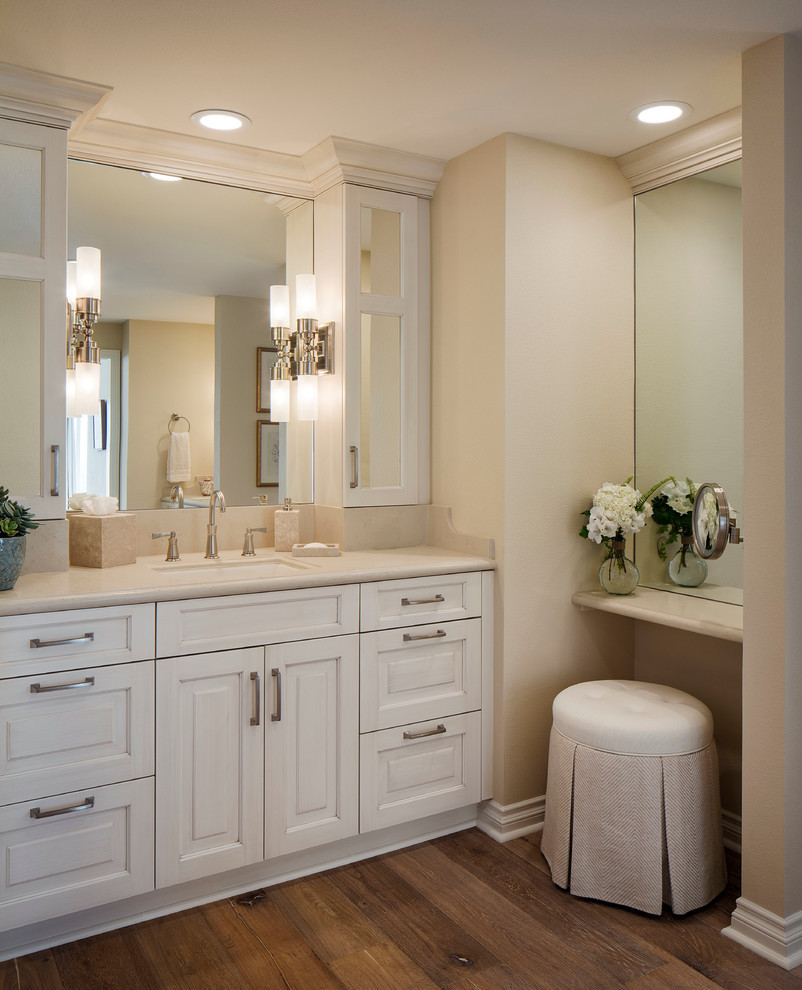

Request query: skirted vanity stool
[{"left": 540, "top": 679, "right": 726, "bottom": 915}]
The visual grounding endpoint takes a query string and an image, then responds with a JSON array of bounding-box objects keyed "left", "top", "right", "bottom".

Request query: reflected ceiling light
[
  {"left": 190, "top": 109, "right": 251, "bottom": 131},
  {"left": 630, "top": 102, "right": 692, "bottom": 124},
  {"left": 142, "top": 171, "right": 182, "bottom": 182}
]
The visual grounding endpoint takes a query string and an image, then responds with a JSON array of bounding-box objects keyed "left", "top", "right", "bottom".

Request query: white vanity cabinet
[
  {"left": 338, "top": 184, "right": 429, "bottom": 507},
  {"left": 0, "top": 117, "right": 68, "bottom": 517},
  {"left": 0, "top": 604, "right": 156, "bottom": 931},
  {"left": 358, "top": 573, "right": 486, "bottom": 832},
  {"left": 154, "top": 586, "right": 361, "bottom": 884}
]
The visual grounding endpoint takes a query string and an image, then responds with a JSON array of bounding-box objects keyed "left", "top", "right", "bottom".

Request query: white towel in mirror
[{"left": 167, "top": 431, "right": 191, "bottom": 482}]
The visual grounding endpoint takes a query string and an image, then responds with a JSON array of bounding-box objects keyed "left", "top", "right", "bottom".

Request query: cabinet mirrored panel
[
  {"left": 67, "top": 160, "right": 313, "bottom": 510},
  {"left": 0, "top": 278, "right": 41, "bottom": 494},
  {"left": 634, "top": 160, "right": 743, "bottom": 604}
]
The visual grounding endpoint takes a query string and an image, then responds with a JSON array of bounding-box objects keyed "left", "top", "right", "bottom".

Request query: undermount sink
[{"left": 151, "top": 556, "right": 313, "bottom": 576}]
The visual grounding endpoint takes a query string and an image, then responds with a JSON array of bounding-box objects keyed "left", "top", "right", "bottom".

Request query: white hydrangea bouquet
[
  {"left": 580, "top": 477, "right": 670, "bottom": 547},
  {"left": 650, "top": 477, "right": 697, "bottom": 560},
  {"left": 580, "top": 477, "right": 672, "bottom": 594}
]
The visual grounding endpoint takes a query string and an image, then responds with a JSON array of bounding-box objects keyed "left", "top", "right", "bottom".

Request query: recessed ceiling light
[
  {"left": 190, "top": 109, "right": 251, "bottom": 131},
  {"left": 142, "top": 171, "right": 182, "bottom": 182},
  {"left": 630, "top": 102, "right": 692, "bottom": 124}
]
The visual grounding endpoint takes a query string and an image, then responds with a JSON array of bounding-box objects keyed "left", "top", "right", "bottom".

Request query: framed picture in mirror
[
  {"left": 257, "top": 346, "right": 278, "bottom": 414},
  {"left": 257, "top": 420, "right": 280, "bottom": 488}
]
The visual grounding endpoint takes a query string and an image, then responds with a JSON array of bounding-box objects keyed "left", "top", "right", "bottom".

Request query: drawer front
[
  {"left": 1, "top": 661, "right": 155, "bottom": 806},
  {"left": 360, "top": 573, "right": 482, "bottom": 631},
  {"left": 156, "top": 585, "right": 359, "bottom": 656},
  {"left": 359, "top": 711, "right": 481, "bottom": 832},
  {"left": 0, "top": 777, "right": 155, "bottom": 932},
  {"left": 360, "top": 619, "right": 482, "bottom": 732},
  {"left": 0, "top": 604, "right": 156, "bottom": 679}
]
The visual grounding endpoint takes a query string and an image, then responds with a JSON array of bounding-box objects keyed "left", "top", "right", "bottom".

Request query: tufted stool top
[{"left": 552, "top": 679, "right": 714, "bottom": 756}]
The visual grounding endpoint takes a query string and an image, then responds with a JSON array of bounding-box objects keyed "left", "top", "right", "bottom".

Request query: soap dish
[{"left": 292, "top": 543, "right": 340, "bottom": 557}]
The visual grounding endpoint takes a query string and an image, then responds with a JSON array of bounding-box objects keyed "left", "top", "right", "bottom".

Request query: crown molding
[
  {"left": 0, "top": 62, "right": 111, "bottom": 129},
  {"left": 616, "top": 107, "right": 742, "bottom": 194},
  {"left": 302, "top": 136, "right": 446, "bottom": 198},
  {"left": 69, "top": 118, "right": 313, "bottom": 198}
]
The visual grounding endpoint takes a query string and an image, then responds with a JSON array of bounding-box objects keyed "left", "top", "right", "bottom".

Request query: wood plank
[
  {"left": 626, "top": 961, "right": 721, "bottom": 989},
  {"left": 445, "top": 963, "right": 553, "bottom": 989},
  {"left": 50, "top": 928, "right": 162, "bottom": 990},
  {"left": 385, "top": 840, "right": 631, "bottom": 989},
  {"left": 329, "top": 943, "right": 438, "bottom": 990},
  {"left": 228, "top": 889, "right": 348, "bottom": 989},
  {"left": 433, "top": 829, "right": 669, "bottom": 983},
  {"left": 0, "top": 959, "right": 19, "bottom": 990},
  {"left": 198, "top": 898, "right": 290, "bottom": 989},
  {"left": 328, "top": 854, "right": 502, "bottom": 987},
  {"left": 12, "top": 950, "right": 64, "bottom": 990},
  {"left": 268, "top": 874, "right": 387, "bottom": 963},
  {"left": 131, "top": 908, "right": 248, "bottom": 989}
]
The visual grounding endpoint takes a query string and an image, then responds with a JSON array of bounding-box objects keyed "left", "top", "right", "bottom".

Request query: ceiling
[{"left": 2, "top": 0, "right": 801, "bottom": 164}]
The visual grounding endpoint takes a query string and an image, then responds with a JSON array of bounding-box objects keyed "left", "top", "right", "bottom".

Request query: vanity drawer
[
  {"left": 359, "top": 711, "right": 481, "bottom": 832},
  {"left": 360, "top": 619, "right": 481, "bottom": 732},
  {"left": 360, "top": 572, "right": 482, "bottom": 631},
  {"left": 0, "top": 660, "right": 155, "bottom": 806},
  {"left": 0, "top": 776, "right": 155, "bottom": 932},
  {"left": 156, "top": 584, "right": 359, "bottom": 656},
  {"left": 0, "top": 604, "right": 156, "bottom": 679}
]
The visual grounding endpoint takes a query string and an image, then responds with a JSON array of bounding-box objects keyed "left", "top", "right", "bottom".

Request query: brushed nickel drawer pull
[
  {"left": 349, "top": 445, "right": 359, "bottom": 488},
  {"left": 403, "top": 723, "right": 447, "bottom": 740},
  {"left": 30, "top": 676, "right": 95, "bottom": 693},
  {"left": 30, "top": 632, "right": 95, "bottom": 649},
  {"left": 271, "top": 667, "right": 282, "bottom": 722},
  {"left": 400, "top": 594, "right": 445, "bottom": 607},
  {"left": 403, "top": 630, "right": 447, "bottom": 642},
  {"left": 30, "top": 796, "right": 95, "bottom": 819},
  {"left": 250, "top": 671, "right": 261, "bottom": 726}
]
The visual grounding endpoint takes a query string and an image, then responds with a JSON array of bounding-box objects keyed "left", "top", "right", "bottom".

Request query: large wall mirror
[
  {"left": 66, "top": 159, "right": 314, "bottom": 510},
  {"left": 634, "top": 159, "right": 743, "bottom": 605}
]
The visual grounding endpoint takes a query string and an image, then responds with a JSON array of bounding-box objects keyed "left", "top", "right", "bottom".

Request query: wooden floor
[{"left": 3, "top": 829, "right": 801, "bottom": 990}]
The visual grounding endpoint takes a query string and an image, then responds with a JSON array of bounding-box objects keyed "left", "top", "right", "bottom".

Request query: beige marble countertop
[
  {"left": 0, "top": 546, "right": 495, "bottom": 617},
  {"left": 572, "top": 586, "right": 743, "bottom": 643}
]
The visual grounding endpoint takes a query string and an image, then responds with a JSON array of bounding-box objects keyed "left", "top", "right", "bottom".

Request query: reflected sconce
[
  {"left": 268, "top": 274, "right": 333, "bottom": 422},
  {"left": 67, "top": 246, "right": 102, "bottom": 417}
]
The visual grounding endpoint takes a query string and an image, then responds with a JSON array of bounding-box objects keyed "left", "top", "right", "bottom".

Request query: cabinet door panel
[
  {"left": 266, "top": 635, "right": 358, "bottom": 857},
  {"left": 156, "top": 648, "right": 264, "bottom": 887}
]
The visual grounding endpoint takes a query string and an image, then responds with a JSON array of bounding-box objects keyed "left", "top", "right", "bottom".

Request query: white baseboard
[
  {"left": 723, "top": 898, "right": 802, "bottom": 970},
  {"left": 476, "top": 796, "right": 545, "bottom": 843}
]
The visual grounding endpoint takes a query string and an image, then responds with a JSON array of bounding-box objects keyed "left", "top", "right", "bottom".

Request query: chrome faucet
[
  {"left": 205, "top": 490, "right": 226, "bottom": 558},
  {"left": 169, "top": 483, "right": 184, "bottom": 508}
]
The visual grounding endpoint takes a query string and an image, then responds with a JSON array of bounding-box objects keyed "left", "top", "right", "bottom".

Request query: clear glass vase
[
  {"left": 598, "top": 538, "right": 639, "bottom": 595},
  {"left": 668, "top": 535, "right": 708, "bottom": 587}
]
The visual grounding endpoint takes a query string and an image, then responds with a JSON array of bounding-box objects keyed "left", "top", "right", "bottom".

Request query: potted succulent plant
[{"left": 0, "top": 486, "right": 39, "bottom": 590}]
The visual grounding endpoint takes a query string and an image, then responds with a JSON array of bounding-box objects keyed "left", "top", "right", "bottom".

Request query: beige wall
[
  {"left": 121, "top": 319, "right": 214, "bottom": 510},
  {"left": 431, "top": 133, "right": 637, "bottom": 806},
  {"left": 739, "top": 33, "right": 802, "bottom": 923}
]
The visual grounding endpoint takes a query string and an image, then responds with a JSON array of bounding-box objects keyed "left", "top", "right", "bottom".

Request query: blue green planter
[{"left": 0, "top": 535, "right": 26, "bottom": 590}]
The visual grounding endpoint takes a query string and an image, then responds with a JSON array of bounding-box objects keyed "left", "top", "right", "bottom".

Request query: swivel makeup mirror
[{"left": 692, "top": 482, "right": 744, "bottom": 559}]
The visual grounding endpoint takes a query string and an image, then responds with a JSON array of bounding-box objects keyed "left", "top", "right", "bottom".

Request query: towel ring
[{"left": 168, "top": 414, "right": 190, "bottom": 434}]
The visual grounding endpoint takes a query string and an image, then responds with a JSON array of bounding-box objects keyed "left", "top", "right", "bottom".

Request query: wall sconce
[
  {"left": 269, "top": 274, "right": 333, "bottom": 422},
  {"left": 67, "top": 246, "right": 102, "bottom": 417}
]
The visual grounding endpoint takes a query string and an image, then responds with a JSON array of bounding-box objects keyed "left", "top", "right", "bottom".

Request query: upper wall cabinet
[
  {"left": 0, "top": 118, "right": 68, "bottom": 517},
  {"left": 343, "top": 186, "right": 430, "bottom": 507}
]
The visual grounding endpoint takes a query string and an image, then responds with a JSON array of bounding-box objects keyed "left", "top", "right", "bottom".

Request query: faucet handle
[
  {"left": 242, "top": 527, "right": 267, "bottom": 557},
  {"left": 152, "top": 531, "right": 180, "bottom": 561}
]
